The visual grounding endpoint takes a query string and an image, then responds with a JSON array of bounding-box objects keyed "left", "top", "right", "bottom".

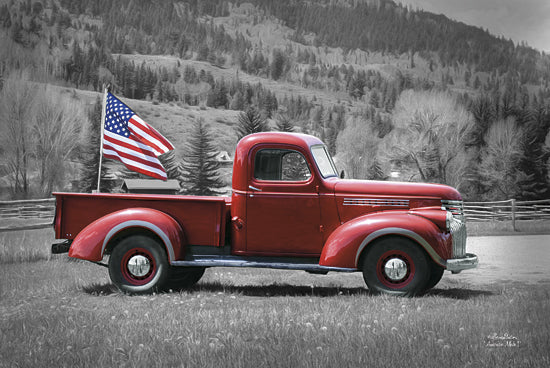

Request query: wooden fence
[
  {"left": 1, "top": 198, "right": 550, "bottom": 232},
  {"left": 464, "top": 199, "right": 550, "bottom": 221},
  {"left": 0, "top": 198, "right": 55, "bottom": 232}
]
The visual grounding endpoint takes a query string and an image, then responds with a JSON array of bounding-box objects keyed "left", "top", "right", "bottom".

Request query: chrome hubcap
[
  {"left": 384, "top": 258, "right": 408, "bottom": 281},
  {"left": 127, "top": 255, "right": 151, "bottom": 277}
]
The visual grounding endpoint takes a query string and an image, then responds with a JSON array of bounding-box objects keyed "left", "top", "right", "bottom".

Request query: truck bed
[{"left": 53, "top": 192, "right": 230, "bottom": 247}]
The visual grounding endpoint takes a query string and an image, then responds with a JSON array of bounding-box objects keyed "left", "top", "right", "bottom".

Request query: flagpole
[{"left": 96, "top": 87, "right": 108, "bottom": 193}]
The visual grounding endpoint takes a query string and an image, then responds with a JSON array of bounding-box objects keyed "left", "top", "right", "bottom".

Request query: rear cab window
[{"left": 254, "top": 149, "right": 311, "bottom": 182}]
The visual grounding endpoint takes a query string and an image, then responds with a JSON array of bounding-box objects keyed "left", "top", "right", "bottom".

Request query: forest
[{"left": 0, "top": 0, "right": 549, "bottom": 201}]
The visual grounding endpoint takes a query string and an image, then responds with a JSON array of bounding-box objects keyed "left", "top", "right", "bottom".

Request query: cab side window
[{"left": 254, "top": 149, "right": 311, "bottom": 181}]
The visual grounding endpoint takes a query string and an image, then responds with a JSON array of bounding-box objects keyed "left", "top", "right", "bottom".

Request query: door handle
[
  {"left": 248, "top": 185, "right": 261, "bottom": 192},
  {"left": 231, "top": 216, "right": 244, "bottom": 230}
]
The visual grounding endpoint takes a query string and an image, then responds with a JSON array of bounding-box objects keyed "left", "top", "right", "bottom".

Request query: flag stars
[{"left": 104, "top": 94, "right": 136, "bottom": 138}]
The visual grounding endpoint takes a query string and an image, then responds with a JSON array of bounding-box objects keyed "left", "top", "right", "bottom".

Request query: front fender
[
  {"left": 319, "top": 212, "right": 452, "bottom": 269},
  {"left": 68, "top": 208, "right": 185, "bottom": 263}
]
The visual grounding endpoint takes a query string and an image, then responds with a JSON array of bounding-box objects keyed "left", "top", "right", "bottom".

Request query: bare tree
[
  {"left": 382, "top": 89, "right": 474, "bottom": 187},
  {"left": 336, "top": 117, "right": 385, "bottom": 180},
  {"left": 545, "top": 131, "right": 550, "bottom": 185},
  {"left": 33, "top": 87, "right": 86, "bottom": 196},
  {"left": 0, "top": 74, "right": 87, "bottom": 198},
  {"left": 0, "top": 72, "right": 36, "bottom": 198},
  {"left": 479, "top": 117, "right": 528, "bottom": 199}
]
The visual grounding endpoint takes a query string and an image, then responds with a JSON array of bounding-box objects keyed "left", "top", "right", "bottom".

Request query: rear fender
[
  {"left": 319, "top": 212, "right": 452, "bottom": 269},
  {"left": 68, "top": 208, "right": 185, "bottom": 263}
]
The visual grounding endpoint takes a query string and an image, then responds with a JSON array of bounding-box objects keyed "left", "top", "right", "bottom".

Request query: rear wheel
[
  {"left": 109, "top": 235, "right": 169, "bottom": 294},
  {"left": 361, "top": 236, "right": 430, "bottom": 297}
]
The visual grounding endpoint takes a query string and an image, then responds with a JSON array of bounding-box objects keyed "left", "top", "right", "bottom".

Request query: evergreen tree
[
  {"left": 180, "top": 119, "right": 225, "bottom": 196},
  {"left": 270, "top": 48, "right": 286, "bottom": 81},
  {"left": 469, "top": 95, "right": 495, "bottom": 146},
  {"left": 158, "top": 150, "right": 185, "bottom": 187},
  {"left": 369, "top": 90, "right": 380, "bottom": 108},
  {"left": 230, "top": 91, "right": 246, "bottom": 110},
  {"left": 235, "top": 106, "right": 269, "bottom": 141},
  {"left": 79, "top": 96, "right": 116, "bottom": 193},
  {"left": 275, "top": 112, "right": 294, "bottom": 132}
]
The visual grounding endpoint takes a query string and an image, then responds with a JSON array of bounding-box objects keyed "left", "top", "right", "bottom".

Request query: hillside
[{"left": 0, "top": 0, "right": 549, "bottom": 201}]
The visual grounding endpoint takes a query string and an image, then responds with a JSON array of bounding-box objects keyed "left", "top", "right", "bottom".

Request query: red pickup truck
[{"left": 52, "top": 132, "right": 477, "bottom": 296}]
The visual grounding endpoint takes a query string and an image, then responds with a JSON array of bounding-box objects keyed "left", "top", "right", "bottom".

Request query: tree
[
  {"left": 382, "top": 90, "right": 474, "bottom": 189},
  {"left": 79, "top": 96, "right": 116, "bottom": 193},
  {"left": 206, "top": 80, "right": 228, "bottom": 108},
  {"left": 159, "top": 150, "right": 185, "bottom": 182},
  {"left": 479, "top": 117, "right": 528, "bottom": 199},
  {"left": 270, "top": 48, "right": 286, "bottom": 81},
  {"left": 0, "top": 74, "right": 88, "bottom": 198},
  {"left": 180, "top": 119, "right": 225, "bottom": 196},
  {"left": 369, "top": 90, "right": 380, "bottom": 108},
  {"left": 234, "top": 106, "right": 268, "bottom": 141},
  {"left": 469, "top": 95, "right": 495, "bottom": 146},
  {"left": 274, "top": 112, "right": 294, "bottom": 132},
  {"left": 0, "top": 73, "right": 36, "bottom": 198},
  {"left": 545, "top": 130, "right": 550, "bottom": 187},
  {"left": 33, "top": 87, "right": 86, "bottom": 196},
  {"left": 230, "top": 91, "right": 246, "bottom": 111},
  {"left": 517, "top": 102, "right": 550, "bottom": 199},
  {"left": 336, "top": 117, "right": 385, "bottom": 180}
]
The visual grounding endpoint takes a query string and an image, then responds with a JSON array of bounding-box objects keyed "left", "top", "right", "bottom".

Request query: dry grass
[
  {"left": 0, "top": 228, "right": 54, "bottom": 264},
  {"left": 1, "top": 228, "right": 550, "bottom": 367}
]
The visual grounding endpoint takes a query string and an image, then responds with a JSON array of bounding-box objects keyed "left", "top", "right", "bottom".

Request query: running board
[{"left": 171, "top": 256, "right": 357, "bottom": 273}]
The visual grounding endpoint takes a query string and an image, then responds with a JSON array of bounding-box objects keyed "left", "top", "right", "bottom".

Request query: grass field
[{"left": 1, "top": 228, "right": 549, "bottom": 367}]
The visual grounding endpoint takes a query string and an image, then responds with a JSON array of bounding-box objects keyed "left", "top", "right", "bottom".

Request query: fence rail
[
  {"left": 464, "top": 199, "right": 550, "bottom": 222},
  {"left": 1, "top": 198, "right": 550, "bottom": 232},
  {"left": 0, "top": 198, "right": 55, "bottom": 232}
]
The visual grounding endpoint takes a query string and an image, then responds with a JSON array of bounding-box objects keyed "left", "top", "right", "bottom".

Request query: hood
[{"left": 333, "top": 179, "right": 462, "bottom": 201}]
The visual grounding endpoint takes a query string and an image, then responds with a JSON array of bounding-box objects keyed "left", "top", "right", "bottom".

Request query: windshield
[{"left": 311, "top": 145, "right": 338, "bottom": 178}]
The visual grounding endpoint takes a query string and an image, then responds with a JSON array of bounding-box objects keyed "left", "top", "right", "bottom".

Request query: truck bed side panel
[{"left": 54, "top": 193, "right": 229, "bottom": 247}]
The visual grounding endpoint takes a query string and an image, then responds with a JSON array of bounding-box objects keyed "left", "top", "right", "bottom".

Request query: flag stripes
[{"left": 128, "top": 115, "right": 174, "bottom": 156}]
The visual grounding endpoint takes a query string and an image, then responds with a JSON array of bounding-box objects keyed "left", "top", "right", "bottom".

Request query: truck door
[{"left": 246, "top": 147, "right": 323, "bottom": 256}]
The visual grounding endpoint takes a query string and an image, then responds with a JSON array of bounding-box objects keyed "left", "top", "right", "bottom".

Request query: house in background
[
  {"left": 121, "top": 179, "right": 180, "bottom": 195},
  {"left": 216, "top": 151, "right": 233, "bottom": 167}
]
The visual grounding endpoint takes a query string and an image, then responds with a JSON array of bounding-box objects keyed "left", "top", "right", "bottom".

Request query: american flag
[{"left": 102, "top": 92, "right": 174, "bottom": 180}]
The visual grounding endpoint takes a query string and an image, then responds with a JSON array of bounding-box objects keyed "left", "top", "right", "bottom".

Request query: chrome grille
[
  {"left": 442, "top": 200, "right": 465, "bottom": 222},
  {"left": 442, "top": 200, "right": 467, "bottom": 258},
  {"left": 449, "top": 217, "right": 467, "bottom": 258}
]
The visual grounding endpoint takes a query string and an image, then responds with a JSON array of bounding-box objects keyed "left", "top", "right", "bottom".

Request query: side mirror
[{"left": 340, "top": 170, "right": 345, "bottom": 179}]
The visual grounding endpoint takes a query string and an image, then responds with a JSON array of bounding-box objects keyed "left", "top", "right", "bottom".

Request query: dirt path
[{"left": 456, "top": 235, "right": 550, "bottom": 285}]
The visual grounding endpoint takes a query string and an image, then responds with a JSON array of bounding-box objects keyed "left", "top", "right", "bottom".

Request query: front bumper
[{"left": 446, "top": 253, "right": 478, "bottom": 273}]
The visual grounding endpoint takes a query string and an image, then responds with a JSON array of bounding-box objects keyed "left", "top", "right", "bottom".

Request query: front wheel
[
  {"left": 109, "top": 235, "right": 169, "bottom": 294},
  {"left": 425, "top": 263, "right": 445, "bottom": 291},
  {"left": 165, "top": 267, "right": 206, "bottom": 290},
  {"left": 361, "top": 236, "right": 430, "bottom": 297}
]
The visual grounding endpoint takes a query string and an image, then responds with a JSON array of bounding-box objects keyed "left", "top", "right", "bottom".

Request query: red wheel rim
[
  {"left": 120, "top": 247, "right": 157, "bottom": 286},
  {"left": 376, "top": 250, "right": 415, "bottom": 289}
]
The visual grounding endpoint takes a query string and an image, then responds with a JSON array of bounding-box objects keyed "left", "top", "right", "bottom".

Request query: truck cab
[{"left": 52, "top": 132, "right": 477, "bottom": 296}]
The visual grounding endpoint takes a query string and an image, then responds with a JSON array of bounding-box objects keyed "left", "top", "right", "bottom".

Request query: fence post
[{"left": 511, "top": 199, "right": 516, "bottom": 231}]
